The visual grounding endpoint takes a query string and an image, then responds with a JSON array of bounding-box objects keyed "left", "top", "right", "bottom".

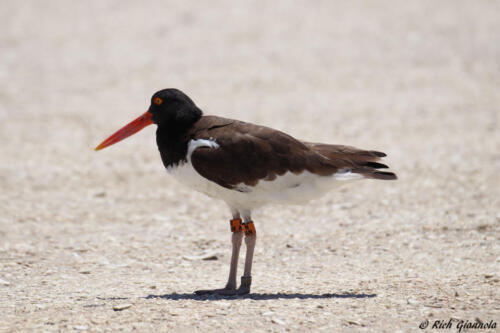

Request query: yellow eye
[{"left": 153, "top": 97, "right": 163, "bottom": 105}]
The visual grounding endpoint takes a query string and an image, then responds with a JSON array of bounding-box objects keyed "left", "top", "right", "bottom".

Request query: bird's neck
[
  {"left": 156, "top": 123, "right": 193, "bottom": 168},
  {"left": 155, "top": 108, "right": 203, "bottom": 167}
]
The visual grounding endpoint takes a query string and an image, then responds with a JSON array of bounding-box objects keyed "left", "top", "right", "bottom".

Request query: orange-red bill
[{"left": 94, "top": 111, "right": 154, "bottom": 151}]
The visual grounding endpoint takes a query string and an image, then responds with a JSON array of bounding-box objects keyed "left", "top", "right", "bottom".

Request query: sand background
[{"left": 0, "top": 1, "right": 499, "bottom": 332}]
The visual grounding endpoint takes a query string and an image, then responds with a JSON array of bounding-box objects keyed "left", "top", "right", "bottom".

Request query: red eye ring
[{"left": 154, "top": 97, "right": 163, "bottom": 105}]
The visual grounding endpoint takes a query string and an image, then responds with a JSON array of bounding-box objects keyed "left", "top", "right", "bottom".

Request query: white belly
[{"left": 166, "top": 139, "right": 362, "bottom": 211}]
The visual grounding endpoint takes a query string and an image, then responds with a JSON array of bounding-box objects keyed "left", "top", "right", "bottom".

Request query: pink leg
[
  {"left": 225, "top": 230, "right": 243, "bottom": 289},
  {"left": 237, "top": 220, "right": 256, "bottom": 295},
  {"left": 194, "top": 217, "right": 244, "bottom": 295}
]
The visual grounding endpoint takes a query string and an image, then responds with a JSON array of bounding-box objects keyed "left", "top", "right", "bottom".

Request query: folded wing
[{"left": 189, "top": 116, "right": 396, "bottom": 190}]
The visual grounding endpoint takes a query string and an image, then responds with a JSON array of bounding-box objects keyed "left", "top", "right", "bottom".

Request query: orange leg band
[
  {"left": 230, "top": 218, "right": 242, "bottom": 232},
  {"left": 242, "top": 221, "right": 256, "bottom": 235}
]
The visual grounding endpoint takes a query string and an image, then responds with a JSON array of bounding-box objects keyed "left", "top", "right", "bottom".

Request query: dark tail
[
  {"left": 354, "top": 160, "right": 397, "bottom": 180},
  {"left": 303, "top": 143, "right": 397, "bottom": 180},
  {"left": 365, "top": 170, "right": 398, "bottom": 180}
]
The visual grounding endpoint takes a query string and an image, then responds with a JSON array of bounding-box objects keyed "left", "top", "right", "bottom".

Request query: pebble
[
  {"left": 424, "top": 304, "right": 443, "bottom": 308},
  {"left": 407, "top": 298, "right": 419, "bottom": 305},
  {"left": 113, "top": 303, "right": 133, "bottom": 311},
  {"left": 74, "top": 325, "right": 88, "bottom": 330},
  {"left": 271, "top": 317, "right": 285, "bottom": 325},
  {"left": 183, "top": 250, "right": 219, "bottom": 261},
  {"left": 0, "top": 278, "right": 10, "bottom": 286},
  {"left": 346, "top": 320, "right": 362, "bottom": 326}
]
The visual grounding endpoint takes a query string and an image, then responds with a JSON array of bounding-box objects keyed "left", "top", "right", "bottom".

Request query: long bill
[{"left": 94, "top": 111, "right": 154, "bottom": 151}]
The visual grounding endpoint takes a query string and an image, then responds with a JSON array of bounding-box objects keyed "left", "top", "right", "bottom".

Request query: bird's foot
[
  {"left": 194, "top": 287, "right": 238, "bottom": 296},
  {"left": 236, "top": 275, "right": 251, "bottom": 295},
  {"left": 194, "top": 287, "right": 250, "bottom": 296},
  {"left": 194, "top": 276, "right": 252, "bottom": 296}
]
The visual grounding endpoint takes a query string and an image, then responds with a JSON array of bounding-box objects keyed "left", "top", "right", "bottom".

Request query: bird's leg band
[
  {"left": 242, "top": 221, "right": 256, "bottom": 235},
  {"left": 240, "top": 275, "right": 252, "bottom": 288},
  {"left": 230, "top": 218, "right": 242, "bottom": 232}
]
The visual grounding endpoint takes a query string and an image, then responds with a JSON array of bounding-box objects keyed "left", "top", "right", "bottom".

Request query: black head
[
  {"left": 148, "top": 89, "right": 203, "bottom": 130},
  {"left": 94, "top": 88, "right": 202, "bottom": 151}
]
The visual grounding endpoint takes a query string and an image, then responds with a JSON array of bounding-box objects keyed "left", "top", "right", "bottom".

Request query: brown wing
[
  {"left": 189, "top": 117, "right": 341, "bottom": 189},
  {"left": 189, "top": 116, "right": 396, "bottom": 190}
]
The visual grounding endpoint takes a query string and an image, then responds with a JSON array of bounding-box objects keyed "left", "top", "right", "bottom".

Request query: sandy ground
[{"left": 1, "top": 1, "right": 499, "bottom": 332}]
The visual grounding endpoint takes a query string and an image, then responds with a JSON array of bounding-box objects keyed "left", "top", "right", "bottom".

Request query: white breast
[
  {"left": 166, "top": 139, "right": 221, "bottom": 196},
  {"left": 166, "top": 139, "right": 363, "bottom": 211}
]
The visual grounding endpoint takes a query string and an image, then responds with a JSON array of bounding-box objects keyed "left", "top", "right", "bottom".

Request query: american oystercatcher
[{"left": 95, "top": 88, "right": 396, "bottom": 295}]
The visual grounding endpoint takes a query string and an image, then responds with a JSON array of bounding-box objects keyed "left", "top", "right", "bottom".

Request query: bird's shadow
[{"left": 145, "top": 292, "right": 376, "bottom": 301}]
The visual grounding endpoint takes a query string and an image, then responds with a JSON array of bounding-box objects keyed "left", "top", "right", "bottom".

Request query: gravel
[{"left": 0, "top": 1, "right": 498, "bottom": 332}]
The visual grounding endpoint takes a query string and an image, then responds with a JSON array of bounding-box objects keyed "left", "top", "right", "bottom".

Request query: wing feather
[{"left": 189, "top": 116, "right": 396, "bottom": 190}]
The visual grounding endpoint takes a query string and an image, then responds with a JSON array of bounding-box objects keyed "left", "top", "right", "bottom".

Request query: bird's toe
[
  {"left": 194, "top": 287, "right": 238, "bottom": 296},
  {"left": 236, "top": 286, "right": 251, "bottom": 295}
]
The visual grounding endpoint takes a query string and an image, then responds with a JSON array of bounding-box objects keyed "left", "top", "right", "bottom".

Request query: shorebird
[{"left": 95, "top": 88, "right": 396, "bottom": 295}]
